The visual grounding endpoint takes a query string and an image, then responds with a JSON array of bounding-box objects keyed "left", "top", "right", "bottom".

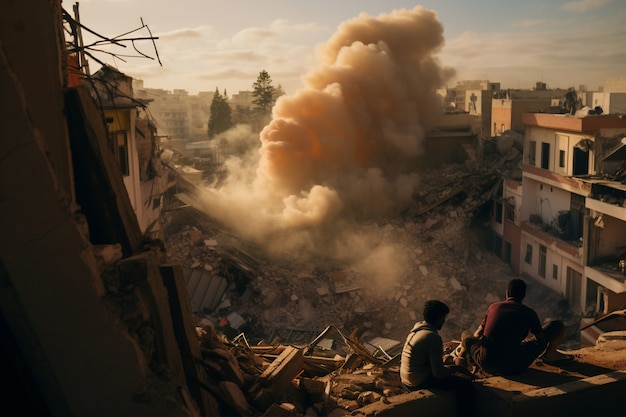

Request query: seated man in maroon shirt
[{"left": 461, "top": 278, "right": 572, "bottom": 375}]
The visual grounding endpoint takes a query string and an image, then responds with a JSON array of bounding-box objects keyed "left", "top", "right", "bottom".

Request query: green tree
[
  {"left": 208, "top": 87, "right": 232, "bottom": 138},
  {"left": 273, "top": 84, "right": 286, "bottom": 101},
  {"left": 252, "top": 70, "right": 276, "bottom": 114}
]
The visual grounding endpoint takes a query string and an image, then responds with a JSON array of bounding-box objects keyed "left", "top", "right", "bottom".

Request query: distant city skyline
[{"left": 76, "top": 0, "right": 625, "bottom": 96}]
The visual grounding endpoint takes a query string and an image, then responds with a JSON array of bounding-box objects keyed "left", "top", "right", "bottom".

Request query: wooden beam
[{"left": 160, "top": 264, "right": 219, "bottom": 416}]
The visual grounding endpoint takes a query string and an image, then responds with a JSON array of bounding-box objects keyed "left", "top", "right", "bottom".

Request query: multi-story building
[
  {"left": 133, "top": 84, "right": 190, "bottom": 139},
  {"left": 465, "top": 88, "right": 499, "bottom": 140},
  {"left": 447, "top": 80, "right": 500, "bottom": 111},
  {"left": 491, "top": 175, "right": 524, "bottom": 275},
  {"left": 91, "top": 66, "right": 175, "bottom": 237},
  {"left": 512, "top": 113, "right": 626, "bottom": 322},
  {"left": 230, "top": 90, "right": 254, "bottom": 110},
  {"left": 491, "top": 85, "right": 568, "bottom": 137},
  {"left": 439, "top": 80, "right": 500, "bottom": 141},
  {"left": 133, "top": 81, "right": 215, "bottom": 141},
  {"left": 133, "top": 85, "right": 264, "bottom": 143}
]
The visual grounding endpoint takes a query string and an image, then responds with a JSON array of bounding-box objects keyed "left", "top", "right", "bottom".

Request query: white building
[
  {"left": 92, "top": 66, "right": 175, "bottom": 237},
  {"left": 518, "top": 112, "right": 626, "bottom": 323}
]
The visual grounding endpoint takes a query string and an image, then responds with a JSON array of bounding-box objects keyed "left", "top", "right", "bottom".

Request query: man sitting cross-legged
[{"left": 457, "top": 278, "right": 573, "bottom": 376}]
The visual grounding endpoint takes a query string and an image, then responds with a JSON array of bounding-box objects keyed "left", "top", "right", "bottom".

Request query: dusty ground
[{"left": 564, "top": 341, "right": 626, "bottom": 371}]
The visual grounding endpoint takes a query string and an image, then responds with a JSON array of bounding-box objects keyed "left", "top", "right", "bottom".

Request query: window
[
  {"left": 552, "top": 264, "right": 558, "bottom": 280},
  {"left": 566, "top": 267, "right": 582, "bottom": 313},
  {"left": 493, "top": 122, "right": 497, "bottom": 136},
  {"left": 539, "top": 244, "right": 547, "bottom": 278},
  {"left": 504, "top": 241, "right": 512, "bottom": 265},
  {"left": 541, "top": 143, "right": 550, "bottom": 169},
  {"left": 525, "top": 244, "right": 533, "bottom": 264},
  {"left": 494, "top": 235, "right": 503, "bottom": 258},
  {"left": 559, "top": 150, "right": 565, "bottom": 168},
  {"left": 573, "top": 147, "right": 589, "bottom": 175},
  {"left": 501, "top": 123, "right": 505, "bottom": 134},
  {"left": 528, "top": 141, "right": 536, "bottom": 166},
  {"left": 495, "top": 202, "right": 503, "bottom": 224},
  {"left": 107, "top": 131, "right": 129, "bottom": 176},
  {"left": 570, "top": 194, "right": 585, "bottom": 241},
  {"left": 505, "top": 201, "right": 515, "bottom": 222}
]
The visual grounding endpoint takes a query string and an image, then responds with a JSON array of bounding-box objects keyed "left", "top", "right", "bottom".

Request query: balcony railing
[{"left": 522, "top": 218, "right": 583, "bottom": 259}]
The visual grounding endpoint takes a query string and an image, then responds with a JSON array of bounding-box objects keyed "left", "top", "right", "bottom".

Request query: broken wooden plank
[
  {"left": 160, "top": 264, "right": 220, "bottom": 416},
  {"left": 259, "top": 345, "right": 304, "bottom": 390}
]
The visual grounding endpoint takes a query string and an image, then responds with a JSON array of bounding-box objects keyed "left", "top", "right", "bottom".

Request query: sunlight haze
[{"left": 76, "top": 0, "right": 625, "bottom": 95}]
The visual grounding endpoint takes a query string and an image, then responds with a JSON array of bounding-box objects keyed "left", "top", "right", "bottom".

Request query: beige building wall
[
  {"left": 491, "top": 98, "right": 551, "bottom": 136},
  {"left": 590, "top": 92, "right": 626, "bottom": 115}
]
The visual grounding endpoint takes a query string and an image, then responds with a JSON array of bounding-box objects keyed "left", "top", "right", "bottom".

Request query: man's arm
[
  {"left": 474, "top": 314, "right": 487, "bottom": 338},
  {"left": 428, "top": 335, "right": 452, "bottom": 379},
  {"left": 534, "top": 329, "right": 546, "bottom": 345},
  {"left": 473, "top": 323, "right": 484, "bottom": 338},
  {"left": 528, "top": 308, "right": 545, "bottom": 343}
]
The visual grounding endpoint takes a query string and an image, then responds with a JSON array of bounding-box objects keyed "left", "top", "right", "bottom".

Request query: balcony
[
  {"left": 522, "top": 215, "right": 583, "bottom": 259},
  {"left": 582, "top": 179, "right": 626, "bottom": 221},
  {"left": 586, "top": 261, "right": 626, "bottom": 294}
]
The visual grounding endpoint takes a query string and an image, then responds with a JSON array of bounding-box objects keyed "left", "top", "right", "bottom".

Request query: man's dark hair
[
  {"left": 507, "top": 278, "right": 527, "bottom": 299},
  {"left": 423, "top": 300, "right": 450, "bottom": 323}
]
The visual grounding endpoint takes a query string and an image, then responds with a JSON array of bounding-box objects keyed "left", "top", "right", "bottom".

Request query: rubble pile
[
  {"left": 166, "top": 215, "right": 572, "bottom": 345},
  {"left": 162, "top": 138, "right": 579, "bottom": 415},
  {"left": 193, "top": 321, "right": 416, "bottom": 416},
  {"left": 165, "top": 139, "right": 574, "bottom": 346}
]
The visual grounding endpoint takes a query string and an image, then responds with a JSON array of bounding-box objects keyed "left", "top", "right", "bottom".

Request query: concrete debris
[
  {"left": 166, "top": 217, "right": 570, "bottom": 344},
  {"left": 165, "top": 154, "right": 578, "bottom": 347},
  {"left": 192, "top": 312, "right": 626, "bottom": 416},
  {"left": 449, "top": 277, "right": 463, "bottom": 291},
  {"left": 161, "top": 146, "right": 595, "bottom": 415},
  {"left": 194, "top": 322, "right": 409, "bottom": 416}
]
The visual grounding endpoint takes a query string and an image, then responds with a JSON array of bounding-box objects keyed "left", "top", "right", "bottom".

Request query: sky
[
  {"left": 73, "top": 1, "right": 625, "bottom": 274},
  {"left": 75, "top": 0, "right": 626, "bottom": 96}
]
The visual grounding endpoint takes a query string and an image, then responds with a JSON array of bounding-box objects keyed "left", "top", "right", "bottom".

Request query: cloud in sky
[
  {"left": 441, "top": 22, "right": 626, "bottom": 89},
  {"left": 513, "top": 19, "right": 549, "bottom": 28},
  {"left": 157, "top": 26, "right": 212, "bottom": 41},
  {"left": 561, "top": 0, "right": 613, "bottom": 13},
  {"left": 77, "top": 0, "right": 626, "bottom": 95}
]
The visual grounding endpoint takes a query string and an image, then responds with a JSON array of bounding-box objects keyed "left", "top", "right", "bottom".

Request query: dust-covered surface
[
  {"left": 161, "top": 5, "right": 579, "bottom": 350},
  {"left": 164, "top": 159, "right": 579, "bottom": 351}
]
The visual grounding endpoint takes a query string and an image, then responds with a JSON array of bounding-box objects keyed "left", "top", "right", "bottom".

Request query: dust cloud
[{"left": 195, "top": 6, "right": 453, "bottom": 278}]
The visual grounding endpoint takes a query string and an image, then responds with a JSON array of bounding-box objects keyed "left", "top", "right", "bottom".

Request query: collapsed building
[{"left": 2, "top": 1, "right": 626, "bottom": 417}]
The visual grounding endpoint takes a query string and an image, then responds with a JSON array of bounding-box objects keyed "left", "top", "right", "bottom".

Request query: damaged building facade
[
  {"left": 86, "top": 65, "right": 176, "bottom": 238},
  {"left": 3, "top": 1, "right": 626, "bottom": 417},
  {"left": 490, "top": 111, "right": 626, "bottom": 344}
]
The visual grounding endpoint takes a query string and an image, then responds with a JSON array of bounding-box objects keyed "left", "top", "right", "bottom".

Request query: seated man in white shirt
[{"left": 400, "top": 299, "right": 475, "bottom": 417}]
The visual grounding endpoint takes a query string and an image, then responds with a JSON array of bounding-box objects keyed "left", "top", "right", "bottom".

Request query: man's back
[
  {"left": 477, "top": 298, "right": 542, "bottom": 372},
  {"left": 400, "top": 321, "right": 442, "bottom": 388}
]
